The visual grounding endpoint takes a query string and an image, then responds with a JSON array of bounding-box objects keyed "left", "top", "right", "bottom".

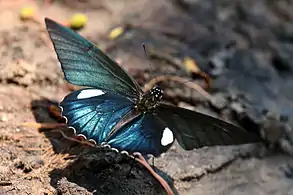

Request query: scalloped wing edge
[{"left": 58, "top": 104, "right": 148, "bottom": 157}]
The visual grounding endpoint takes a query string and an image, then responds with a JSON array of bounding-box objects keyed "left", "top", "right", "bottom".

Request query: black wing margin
[{"left": 156, "top": 103, "right": 260, "bottom": 150}]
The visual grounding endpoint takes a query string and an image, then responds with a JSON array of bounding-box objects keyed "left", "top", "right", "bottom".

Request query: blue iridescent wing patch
[
  {"left": 60, "top": 88, "right": 173, "bottom": 156},
  {"left": 60, "top": 88, "right": 133, "bottom": 144},
  {"left": 45, "top": 18, "right": 142, "bottom": 99},
  {"left": 107, "top": 113, "right": 173, "bottom": 156}
]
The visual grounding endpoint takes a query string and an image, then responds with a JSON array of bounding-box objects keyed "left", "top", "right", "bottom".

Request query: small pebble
[
  {"left": 210, "top": 93, "right": 228, "bottom": 111},
  {"left": 0, "top": 114, "right": 8, "bottom": 122},
  {"left": 230, "top": 102, "right": 244, "bottom": 114},
  {"left": 178, "top": 102, "right": 195, "bottom": 111}
]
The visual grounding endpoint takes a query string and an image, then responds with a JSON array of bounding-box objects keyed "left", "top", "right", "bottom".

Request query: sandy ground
[{"left": 1, "top": 0, "right": 293, "bottom": 194}]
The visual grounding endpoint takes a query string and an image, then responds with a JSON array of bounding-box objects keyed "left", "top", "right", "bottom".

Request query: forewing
[
  {"left": 108, "top": 113, "right": 174, "bottom": 157},
  {"left": 45, "top": 18, "right": 142, "bottom": 99},
  {"left": 60, "top": 88, "right": 134, "bottom": 144},
  {"left": 156, "top": 103, "right": 260, "bottom": 150}
]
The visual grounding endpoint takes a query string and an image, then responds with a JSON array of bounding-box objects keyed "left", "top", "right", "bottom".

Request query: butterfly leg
[{"left": 132, "top": 152, "right": 174, "bottom": 195}]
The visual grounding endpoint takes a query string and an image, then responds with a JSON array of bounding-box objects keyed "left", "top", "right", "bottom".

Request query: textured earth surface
[{"left": 1, "top": 0, "right": 293, "bottom": 194}]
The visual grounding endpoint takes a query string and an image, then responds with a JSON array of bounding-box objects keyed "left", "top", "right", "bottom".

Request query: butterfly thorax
[
  {"left": 105, "top": 87, "right": 163, "bottom": 141},
  {"left": 135, "top": 87, "right": 163, "bottom": 112}
]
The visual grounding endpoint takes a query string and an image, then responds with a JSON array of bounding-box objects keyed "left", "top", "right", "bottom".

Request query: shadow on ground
[{"left": 30, "top": 99, "right": 177, "bottom": 195}]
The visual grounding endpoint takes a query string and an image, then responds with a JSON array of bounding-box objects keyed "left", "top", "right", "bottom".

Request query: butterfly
[{"left": 45, "top": 18, "right": 260, "bottom": 157}]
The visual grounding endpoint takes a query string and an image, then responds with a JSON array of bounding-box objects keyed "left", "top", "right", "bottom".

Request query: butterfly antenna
[
  {"left": 142, "top": 43, "right": 158, "bottom": 90},
  {"left": 142, "top": 43, "right": 155, "bottom": 72}
]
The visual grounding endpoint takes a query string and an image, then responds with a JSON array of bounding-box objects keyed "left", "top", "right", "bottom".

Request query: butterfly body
[
  {"left": 45, "top": 18, "right": 260, "bottom": 157},
  {"left": 106, "top": 87, "right": 163, "bottom": 142},
  {"left": 135, "top": 87, "right": 163, "bottom": 111}
]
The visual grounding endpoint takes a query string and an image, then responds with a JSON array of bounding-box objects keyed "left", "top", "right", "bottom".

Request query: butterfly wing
[
  {"left": 60, "top": 88, "right": 134, "bottom": 144},
  {"left": 108, "top": 113, "right": 174, "bottom": 157},
  {"left": 60, "top": 88, "right": 173, "bottom": 156},
  {"left": 45, "top": 18, "right": 142, "bottom": 99},
  {"left": 156, "top": 103, "right": 260, "bottom": 150}
]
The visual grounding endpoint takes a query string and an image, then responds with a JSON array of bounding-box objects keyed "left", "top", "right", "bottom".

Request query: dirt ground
[{"left": 1, "top": 0, "right": 293, "bottom": 195}]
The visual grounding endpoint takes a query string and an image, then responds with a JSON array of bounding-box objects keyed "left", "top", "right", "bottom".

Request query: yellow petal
[
  {"left": 108, "top": 26, "right": 124, "bottom": 40},
  {"left": 183, "top": 56, "right": 200, "bottom": 73},
  {"left": 19, "top": 6, "right": 34, "bottom": 20},
  {"left": 69, "top": 13, "right": 88, "bottom": 29}
]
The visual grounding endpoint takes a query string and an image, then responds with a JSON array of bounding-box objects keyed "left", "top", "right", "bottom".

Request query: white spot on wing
[
  {"left": 77, "top": 89, "right": 105, "bottom": 99},
  {"left": 161, "top": 127, "right": 174, "bottom": 146}
]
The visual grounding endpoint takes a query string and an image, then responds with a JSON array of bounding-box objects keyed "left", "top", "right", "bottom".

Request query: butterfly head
[
  {"left": 150, "top": 86, "right": 163, "bottom": 102},
  {"left": 136, "top": 86, "right": 163, "bottom": 112}
]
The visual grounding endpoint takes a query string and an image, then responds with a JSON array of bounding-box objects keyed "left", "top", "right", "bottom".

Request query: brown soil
[{"left": 1, "top": 0, "right": 293, "bottom": 195}]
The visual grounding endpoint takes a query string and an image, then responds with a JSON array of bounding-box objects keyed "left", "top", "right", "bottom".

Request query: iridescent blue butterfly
[{"left": 45, "top": 18, "right": 260, "bottom": 157}]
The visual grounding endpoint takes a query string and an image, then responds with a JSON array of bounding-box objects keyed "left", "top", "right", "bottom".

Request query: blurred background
[{"left": 1, "top": 0, "right": 293, "bottom": 194}]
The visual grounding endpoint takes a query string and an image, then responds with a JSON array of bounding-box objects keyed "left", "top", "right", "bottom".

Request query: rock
[
  {"left": 52, "top": 147, "right": 174, "bottom": 195},
  {"left": 271, "top": 42, "right": 293, "bottom": 72},
  {"left": 209, "top": 93, "right": 228, "bottom": 111},
  {"left": 208, "top": 49, "right": 234, "bottom": 77},
  {"left": 275, "top": 22, "right": 293, "bottom": 42},
  {"left": 181, "top": 155, "right": 293, "bottom": 195},
  {"left": 261, "top": 112, "right": 288, "bottom": 145},
  {"left": 230, "top": 102, "right": 245, "bottom": 115},
  {"left": 57, "top": 178, "right": 92, "bottom": 195},
  {"left": 156, "top": 142, "right": 260, "bottom": 192}
]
